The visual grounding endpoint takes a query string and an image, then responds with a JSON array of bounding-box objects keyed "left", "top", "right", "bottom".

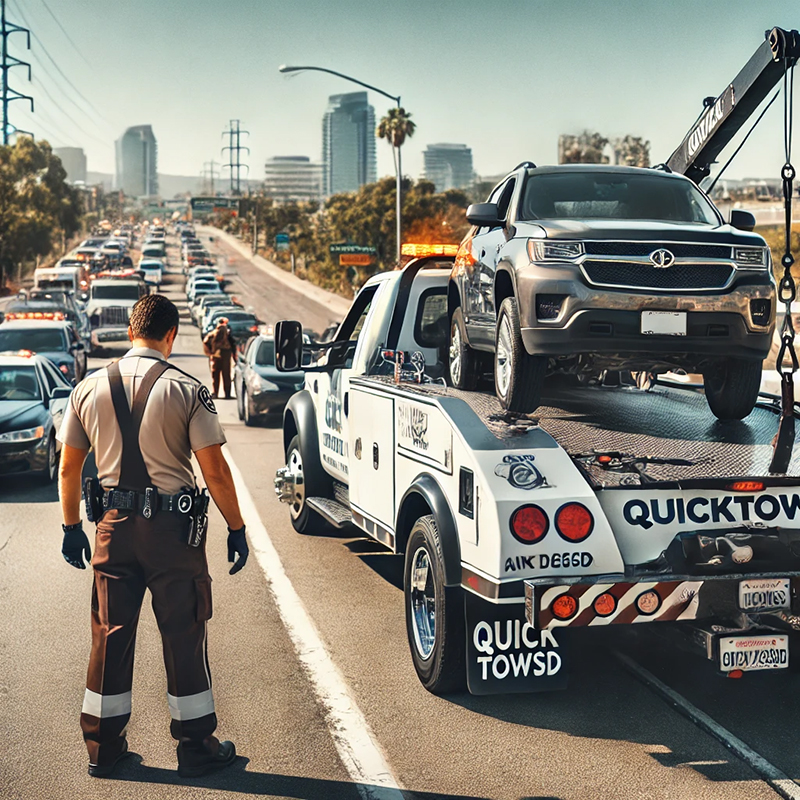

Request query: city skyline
[{"left": 7, "top": 0, "right": 799, "bottom": 189}]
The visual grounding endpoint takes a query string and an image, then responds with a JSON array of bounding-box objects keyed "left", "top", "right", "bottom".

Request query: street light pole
[{"left": 279, "top": 64, "right": 403, "bottom": 262}]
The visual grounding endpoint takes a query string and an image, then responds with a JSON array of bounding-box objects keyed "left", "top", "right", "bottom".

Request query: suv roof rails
[{"left": 513, "top": 161, "right": 537, "bottom": 170}]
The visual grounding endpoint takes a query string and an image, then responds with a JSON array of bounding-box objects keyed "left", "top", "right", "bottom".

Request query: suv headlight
[
  {"left": 0, "top": 426, "right": 44, "bottom": 443},
  {"left": 733, "top": 246, "right": 769, "bottom": 268},
  {"left": 528, "top": 240, "right": 584, "bottom": 261}
]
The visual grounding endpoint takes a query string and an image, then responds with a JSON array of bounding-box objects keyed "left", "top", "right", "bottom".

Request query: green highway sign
[{"left": 329, "top": 243, "right": 377, "bottom": 256}]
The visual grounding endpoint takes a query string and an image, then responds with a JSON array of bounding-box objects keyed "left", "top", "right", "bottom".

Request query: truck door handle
[
  {"left": 480, "top": 248, "right": 486, "bottom": 258},
  {"left": 373, "top": 443, "right": 379, "bottom": 470}
]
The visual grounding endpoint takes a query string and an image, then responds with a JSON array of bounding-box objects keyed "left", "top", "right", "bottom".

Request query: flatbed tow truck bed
[{"left": 365, "top": 376, "right": 800, "bottom": 486}]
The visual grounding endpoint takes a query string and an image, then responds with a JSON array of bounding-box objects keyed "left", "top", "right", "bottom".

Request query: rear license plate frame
[{"left": 719, "top": 634, "right": 789, "bottom": 672}]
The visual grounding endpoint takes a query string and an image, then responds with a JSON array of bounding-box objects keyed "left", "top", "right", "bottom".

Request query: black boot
[
  {"left": 177, "top": 736, "right": 236, "bottom": 778},
  {"left": 88, "top": 738, "right": 131, "bottom": 778}
]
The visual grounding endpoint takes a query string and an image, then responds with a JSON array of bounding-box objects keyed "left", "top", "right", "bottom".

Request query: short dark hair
[{"left": 129, "top": 294, "right": 179, "bottom": 340}]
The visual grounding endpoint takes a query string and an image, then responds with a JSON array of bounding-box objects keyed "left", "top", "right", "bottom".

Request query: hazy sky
[{"left": 9, "top": 0, "right": 800, "bottom": 187}]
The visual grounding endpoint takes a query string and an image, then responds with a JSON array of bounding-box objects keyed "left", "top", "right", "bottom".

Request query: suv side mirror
[
  {"left": 730, "top": 209, "right": 756, "bottom": 231},
  {"left": 275, "top": 320, "right": 304, "bottom": 372},
  {"left": 466, "top": 202, "right": 504, "bottom": 227},
  {"left": 51, "top": 386, "right": 72, "bottom": 400}
]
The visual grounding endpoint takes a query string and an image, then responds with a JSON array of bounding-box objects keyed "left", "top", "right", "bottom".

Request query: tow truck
[{"left": 273, "top": 27, "right": 800, "bottom": 695}]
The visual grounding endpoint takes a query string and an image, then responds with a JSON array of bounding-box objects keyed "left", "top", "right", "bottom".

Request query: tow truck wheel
[
  {"left": 448, "top": 307, "right": 480, "bottom": 390},
  {"left": 404, "top": 515, "right": 466, "bottom": 694},
  {"left": 286, "top": 435, "right": 328, "bottom": 535},
  {"left": 495, "top": 297, "right": 547, "bottom": 413},
  {"left": 702, "top": 358, "right": 761, "bottom": 421}
]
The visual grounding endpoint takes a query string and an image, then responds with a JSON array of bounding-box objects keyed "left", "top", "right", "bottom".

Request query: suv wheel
[
  {"left": 702, "top": 358, "right": 761, "bottom": 420},
  {"left": 495, "top": 297, "right": 547, "bottom": 413},
  {"left": 448, "top": 307, "right": 480, "bottom": 390}
]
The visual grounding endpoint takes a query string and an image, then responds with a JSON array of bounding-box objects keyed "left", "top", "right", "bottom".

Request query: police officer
[
  {"left": 57, "top": 294, "right": 249, "bottom": 779},
  {"left": 202, "top": 316, "right": 235, "bottom": 399}
]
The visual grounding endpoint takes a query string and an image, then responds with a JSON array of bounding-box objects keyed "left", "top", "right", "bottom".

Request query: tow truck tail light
[
  {"left": 510, "top": 504, "right": 549, "bottom": 544},
  {"left": 593, "top": 592, "right": 617, "bottom": 617},
  {"left": 551, "top": 593, "right": 578, "bottom": 620},
  {"left": 726, "top": 481, "right": 765, "bottom": 492},
  {"left": 555, "top": 502, "right": 594, "bottom": 542}
]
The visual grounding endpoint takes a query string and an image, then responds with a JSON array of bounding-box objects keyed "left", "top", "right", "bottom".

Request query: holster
[
  {"left": 186, "top": 488, "right": 210, "bottom": 548},
  {"left": 83, "top": 477, "right": 103, "bottom": 523}
]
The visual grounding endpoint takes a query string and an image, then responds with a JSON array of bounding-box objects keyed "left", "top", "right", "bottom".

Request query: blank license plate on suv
[
  {"left": 739, "top": 578, "right": 790, "bottom": 611},
  {"left": 719, "top": 634, "right": 789, "bottom": 671},
  {"left": 641, "top": 311, "right": 687, "bottom": 335}
]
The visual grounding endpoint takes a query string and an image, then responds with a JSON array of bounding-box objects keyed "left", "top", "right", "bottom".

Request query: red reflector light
[
  {"left": 593, "top": 592, "right": 617, "bottom": 617},
  {"left": 598, "top": 455, "right": 612, "bottom": 464},
  {"left": 727, "top": 669, "right": 743, "bottom": 679},
  {"left": 551, "top": 593, "right": 578, "bottom": 620},
  {"left": 555, "top": 502, "right": 594, "bottom": 543},
  {"left": 510, "top": 504, "right": 549, "bottom": 544},
  {"left": 726, "top": 481, "right": 765, "bottom": 492}
]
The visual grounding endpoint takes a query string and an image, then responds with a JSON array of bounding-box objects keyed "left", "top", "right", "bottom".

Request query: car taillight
[
  {"left": 510, "top": 504, "right": 548, "bottom": 544},
  {"left": 551, "top": 593, "right": 578, "bottom": 620},
  {"left": 555, "top": 502, "right": 594, "bottom": 543},
  {"left": 726, "top": 481, "right": 765, "bottom": 492},
  {"left": 249, "top": 325, "right": 258, "bottom": 332}
]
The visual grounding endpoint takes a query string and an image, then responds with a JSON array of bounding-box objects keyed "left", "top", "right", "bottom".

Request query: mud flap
[{"left": 465, "top": 591, "right": 569, "bottom": 695}]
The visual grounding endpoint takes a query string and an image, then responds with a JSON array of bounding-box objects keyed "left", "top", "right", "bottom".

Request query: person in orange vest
[{"left": 202, "top": 318, "right": 235, "bottom": 399}]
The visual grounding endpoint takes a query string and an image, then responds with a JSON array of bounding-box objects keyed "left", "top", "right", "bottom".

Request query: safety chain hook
[{"left": 770, "top": 61, "right": 798, "bottom": 474}]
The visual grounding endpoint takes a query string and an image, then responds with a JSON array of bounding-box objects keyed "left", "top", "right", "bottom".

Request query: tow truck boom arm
[{"left": 667, "top": 27, "right": 800, "bottom": 184}]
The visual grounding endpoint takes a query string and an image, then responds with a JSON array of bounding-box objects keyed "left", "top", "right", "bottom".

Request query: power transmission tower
[
  {"left": 221, "top": 119, "right": 250, "bottom": 195},
  {"left": 202, "top": 159, "right": 220, "bottom": 195},
  {"left": 1, "top": 0, "right": 33, "bottom": 145}
]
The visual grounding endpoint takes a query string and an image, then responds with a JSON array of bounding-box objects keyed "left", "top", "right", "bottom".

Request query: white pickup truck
[{"left": 273, "top": 254, "right": 800, "bottom": 695}]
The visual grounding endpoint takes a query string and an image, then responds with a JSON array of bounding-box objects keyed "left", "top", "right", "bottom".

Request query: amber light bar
[{"left": 400, "top": 243, "right": 459, "bottom": 258}]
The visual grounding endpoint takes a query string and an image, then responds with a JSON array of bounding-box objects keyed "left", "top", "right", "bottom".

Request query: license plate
[
  {"left": 739, "top": 577, "right": 791, "bottom": 611},
  {"left": 719, "top": 634, "right": 789, "bottom": 671},
  {"left": 641, "top": 311, "right": 687, "bottom": 335}
]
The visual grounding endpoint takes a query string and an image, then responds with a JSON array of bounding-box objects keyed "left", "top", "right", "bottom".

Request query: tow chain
[{"left": 770, "top": 49, "right": 798, "bottom": 473}]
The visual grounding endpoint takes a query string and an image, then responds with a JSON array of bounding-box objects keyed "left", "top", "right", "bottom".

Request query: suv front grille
[
  {"left": 98, "top": 307, "right": 130, "bottom": 327},
  {"left": 584, "top": 242, "right": 732, "bottom": 259},
  {"left": 582, "top": 261, "right": 734, "bottom": 291}
]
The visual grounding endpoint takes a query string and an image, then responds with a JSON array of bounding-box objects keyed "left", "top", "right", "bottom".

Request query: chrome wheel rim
[
  {"left": 410, "top": 546, "right": 436, "bottom": 660},
  {"left": 496, "top": 314, "right": 513, "bottom": 398},
  {"left": 287, "top": 447, "right": 305, "bottom": 520},
  {"left": 449, "top": 322, "right": 462, "bottom": 386}
]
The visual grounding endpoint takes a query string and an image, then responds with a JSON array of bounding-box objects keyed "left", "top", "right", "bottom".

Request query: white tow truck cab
[{"left": 273, "top": 255, "right": 800, "bottom": 695}]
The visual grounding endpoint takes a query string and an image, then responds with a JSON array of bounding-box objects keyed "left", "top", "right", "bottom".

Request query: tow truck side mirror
[
  {"left": 275, "top": 319, "right": 304, "bottom": 371},
  {"left": 730, "top": 209, "right": 756, "bottom": 231},
  {"left": 466, "top": 202, "right": 504, "bottom": 227}
]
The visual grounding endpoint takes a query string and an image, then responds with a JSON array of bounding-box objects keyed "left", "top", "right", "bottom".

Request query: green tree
[{"left": 0, "top": 138, "right": 81, "bottom": 289}]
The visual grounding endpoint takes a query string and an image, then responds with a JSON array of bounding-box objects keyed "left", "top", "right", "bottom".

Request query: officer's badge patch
[{"left": 198, "top": 385, "right": 217, "bottom": 414}]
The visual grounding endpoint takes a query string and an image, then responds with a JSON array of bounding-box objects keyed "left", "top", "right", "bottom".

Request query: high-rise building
[
  {"left": 321, "top": 92, "right": 376, "bottom": 197},
  {"left": 54, "top": 147, "right": 87, "bottom": 183},
  {"left": 423, "top": 143, "right": 474, "bottom": 192},
  {"left": 264, "top": 156, "right": 323, "bottom": 203},
  {"left": 115, "top": 125, "right": 158, "bottom": 197}
]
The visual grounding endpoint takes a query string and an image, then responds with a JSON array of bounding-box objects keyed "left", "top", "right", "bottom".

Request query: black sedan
[
  {"left": 0, "top": 353, "right": 72, "bottom": 482},
  {"left": 0, "top": 320, "right": 87, "bottom": 383},
  {"left": 234, "top": 335, "right": 305, "bottom": 426}
]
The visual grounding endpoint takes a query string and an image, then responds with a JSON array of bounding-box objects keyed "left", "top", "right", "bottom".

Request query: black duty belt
[{"left": 102, "top": 487, "right": 198, "bottom": 519}]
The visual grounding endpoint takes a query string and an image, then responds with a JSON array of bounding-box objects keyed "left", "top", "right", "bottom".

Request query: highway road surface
[{"left": 2, "top": 232, "right": 800, "bottom": 800}]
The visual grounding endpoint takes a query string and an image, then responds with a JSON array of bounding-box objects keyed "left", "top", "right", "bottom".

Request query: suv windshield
[
  {"left": 0, "top": 328, "right": 66, "bottom": 352},
  {"left": 91, "top": 284, "right": 141, "bottom": 300},
  {"left": 519, "top": 171, "right": 720, "bottom": 224}
]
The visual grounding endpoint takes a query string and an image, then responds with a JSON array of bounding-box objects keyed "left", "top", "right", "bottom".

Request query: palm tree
[{"left": 377, "top": 107, "right": 416, "bottom": 258}]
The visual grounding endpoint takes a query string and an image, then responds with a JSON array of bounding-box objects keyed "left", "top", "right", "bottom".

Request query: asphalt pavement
[{"left": 1, "top": 232, "right": 798, "bottom": 800}]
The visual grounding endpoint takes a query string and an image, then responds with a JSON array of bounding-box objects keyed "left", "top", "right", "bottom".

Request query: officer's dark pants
[
  {"left": 210, "top": 354, "right": 232, "bottom": 398},
  {"left": 80, "top": 509, "right": 216, "bottom": 766}
]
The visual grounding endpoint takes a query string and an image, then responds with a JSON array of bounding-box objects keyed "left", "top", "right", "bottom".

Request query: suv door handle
[{"left": 480, "top": 249, "right": 486, "bottom": 258}]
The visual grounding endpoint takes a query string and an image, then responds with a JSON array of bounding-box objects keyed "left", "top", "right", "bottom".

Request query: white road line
[
  {"left": 615, "top": 650, "right": 800, "bottom": 800},
  {"left": 223, "top": 447, "right": 405, "bottom": 800}
]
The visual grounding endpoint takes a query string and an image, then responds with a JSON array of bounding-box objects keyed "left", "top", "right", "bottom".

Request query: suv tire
[
  {"left": 702, "top": 358, "right": 761, "bottom": 420},
  {"left": 495, "top": 297, "right": 547, "bottom": 413},
  {"left": 448, "top": 307, "right": 480, "bottom": 390}
]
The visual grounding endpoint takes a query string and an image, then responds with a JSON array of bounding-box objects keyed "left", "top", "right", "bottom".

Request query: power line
[
  {"left": 35, "top": 0, "right": 93, "bottom": 70},
  {"left": 1, "top": 0, "right": 34, "bottom": 145},
  {"left": 221, "top": 119, "right": 249, "bottom": 195}
]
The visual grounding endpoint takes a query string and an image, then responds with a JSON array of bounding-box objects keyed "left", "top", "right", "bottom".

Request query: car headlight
[
  {"left": 733, "top": 246, "right": 769, "bottom": 268},
  {"left": 528, "top": 239, "right": 584, "bottom": 261},
  {"left": 0, "top": 425, "right": 45, "bottom": 443}
]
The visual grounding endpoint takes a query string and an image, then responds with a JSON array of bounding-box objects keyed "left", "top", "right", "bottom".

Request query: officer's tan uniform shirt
[{"left": 58, "top": 347, "right": 226, "bottom": 494}]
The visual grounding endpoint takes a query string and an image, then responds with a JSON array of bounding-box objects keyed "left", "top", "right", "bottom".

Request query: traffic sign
[
  {"left": 329, "top": 243, "right": 377, "bottom": 256},
  {"left": 339, "top": 253, "right": 374, "bottom": 267}
]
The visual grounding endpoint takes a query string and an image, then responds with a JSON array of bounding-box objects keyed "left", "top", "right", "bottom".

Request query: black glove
[
  {"left": 62, "top": 522, "right": 92, "bottom": 569},
  {"left": 227, "top": 525, "right": 249, "bottom": 575}
]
